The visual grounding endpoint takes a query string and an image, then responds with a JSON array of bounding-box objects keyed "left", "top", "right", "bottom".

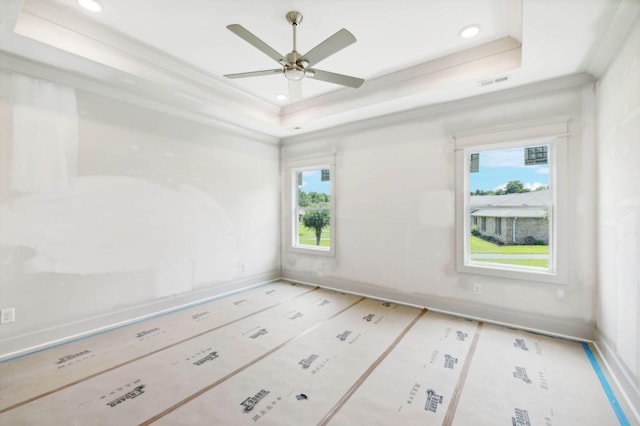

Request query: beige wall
[
  {"left": 0, "top": 70, "right": 281, "bottom": 352},
  {"left": 282, "top": 79, "right": 597, "bottom": 339},
  {"left": 596, "top": 13, "right": 640, "bottom": 415}
]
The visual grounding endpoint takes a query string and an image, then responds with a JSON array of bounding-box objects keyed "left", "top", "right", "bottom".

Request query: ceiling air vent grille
[{"left": 479, "top": 75, "right": 510, "bottom": 87}]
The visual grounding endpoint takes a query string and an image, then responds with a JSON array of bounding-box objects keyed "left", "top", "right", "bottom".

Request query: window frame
[
  {"left": 454, "top": 120, "right": 569, "bottom": 284},
  {"left": 288, "top": 159, "right": 336, "bottom": 257}
]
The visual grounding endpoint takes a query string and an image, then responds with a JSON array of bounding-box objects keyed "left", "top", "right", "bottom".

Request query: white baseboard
[
  {"left": 0, "top": 270, "right": 280, "bottom": 362},
  {"left": 593, "top": 331, "right": 640, "bottom": 423},
  {"left": 282, "top": 271, "right": 594, "bottom": 341}
]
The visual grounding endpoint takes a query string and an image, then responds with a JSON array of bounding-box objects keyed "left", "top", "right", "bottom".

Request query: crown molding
[
  {"left": 586, "top": 0, "right": 640, "bottom": 77},
  {"left": 281, "top": 73, "right": 594, "bottom": 145},
  {"left": 0, "top": 50, "right": 281, "bottom": 145}
]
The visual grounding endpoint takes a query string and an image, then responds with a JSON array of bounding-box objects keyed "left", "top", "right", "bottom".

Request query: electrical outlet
[
  {"left": 1, "top": 308, "right": 15, "bottom": 324},
  {"left": 473, "top": 284, "right": 483, "bottom": 295}
]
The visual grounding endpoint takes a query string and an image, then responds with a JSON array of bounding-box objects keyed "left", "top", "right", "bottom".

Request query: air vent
[{"left": 478, "top": 75, "right": 510, "bottom": 87}]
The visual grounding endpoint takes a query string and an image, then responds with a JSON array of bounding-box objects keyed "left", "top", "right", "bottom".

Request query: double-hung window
[
  {"left": 455, "top": 120, "right": 568, "bottom": 283},
  {"left": 289, "top": 159, "right": 335, "bottom": 256}
]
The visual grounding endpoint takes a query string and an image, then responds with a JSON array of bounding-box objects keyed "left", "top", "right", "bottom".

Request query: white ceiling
[{"left": 0, "top": 0, "right": 634, "bottom": 139}]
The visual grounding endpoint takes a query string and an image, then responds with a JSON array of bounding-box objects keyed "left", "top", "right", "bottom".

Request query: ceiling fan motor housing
[{"left": 284, "top": 49, "right": 310, "bottom": 81}]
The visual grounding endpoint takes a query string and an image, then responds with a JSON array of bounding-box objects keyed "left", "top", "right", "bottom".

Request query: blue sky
[
  {"left": 297, "top": 148, "right": 548, "bottom": 194},
  {"left": 470, "top": 146, "right": 549, "bottom": 192},
  {"left": 299, "top": 170, "right": 331, "bottom": 194}
]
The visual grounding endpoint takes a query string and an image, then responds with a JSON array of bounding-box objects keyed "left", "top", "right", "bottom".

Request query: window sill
[
  {"left": 457, "top": 261, "right": 567, "bottom": 285},
  {"left": 290, "top": 245, "right": 334, "bottom": 257}
]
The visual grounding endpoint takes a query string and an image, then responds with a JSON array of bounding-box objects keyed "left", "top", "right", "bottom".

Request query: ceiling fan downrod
[
  {"left": 286, "top": 11, "right": 303, "bottom": 50},
  {"left": 284, "top": 11, "right": 306, "bottom": 81}
]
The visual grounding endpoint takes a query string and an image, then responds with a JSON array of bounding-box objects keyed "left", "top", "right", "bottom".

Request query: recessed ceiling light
[
  {"left": 275, "top": 93, "right": 288, "bottom": 101},
  {"left": 460, "top": 25, "right": 480, "bottom": 39},
  {"left": 78, "top": 0, "right": 103, "bottom": 12}
]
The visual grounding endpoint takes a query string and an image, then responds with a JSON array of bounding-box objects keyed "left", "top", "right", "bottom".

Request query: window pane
[
  {"left": 468, "top": 145, "right": 550, "bottom": 270},
  {"left": 296, "top": 169, "right": 331, "bottom": 248},
  {"left": 470, "top": 153, "right": 479, "bottom": 173},
  {"left": 524, "top": 145, "right": 548, "bottom": 165}
]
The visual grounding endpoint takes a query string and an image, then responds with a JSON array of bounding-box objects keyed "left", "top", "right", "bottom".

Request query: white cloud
[
  {"left": 493, "top": 183, "right": 507, "bottom": 192},
  {"left": 524, "top": 182, "right": 546, "bottom": 191},
  {"left": 481, "top": 148, "right": 524, "bottom": 168},
  {"left": 494, "top": 181, "right": 547, "bottom": 191},
  {"left": 300, "top": 170, "right": 320, "bottom": 188},
  {"left": 480, "top": 148, "right": 550, "bottom": 172}
]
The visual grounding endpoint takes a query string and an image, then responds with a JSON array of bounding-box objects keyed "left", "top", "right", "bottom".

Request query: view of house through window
[
  {"left": 467, "top": 144, "right": 551, "bottom": 271},
  {"left": 294, "top": 167, "right": 332, "bottom": 251}
]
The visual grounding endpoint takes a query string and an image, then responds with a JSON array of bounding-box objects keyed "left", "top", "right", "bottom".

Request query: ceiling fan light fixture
[
  {"left": 77, "top": 0, "right": 103, "bottom": 12},
  {"left": 284, "top": 66, "right": 305, "bottom": 81},
  {"left": 460, "top": 24, "right": 480, "bottom": 39}
]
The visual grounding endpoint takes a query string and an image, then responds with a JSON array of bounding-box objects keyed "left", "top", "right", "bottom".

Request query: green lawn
[
  {"left": 296, "top": 229, "right": 546, "bottom": 257},
  {"left": 471, "top": 236, "right": 549, "bottom": 268},
  {"left": 298, "top": 223, "right": 331, "bottom": 247},
  {"left": 470, "top": 236, "right": 548, "bottom": 254},
  {"left": 474, "top": 258, "right": 549, "bottom": 267}
]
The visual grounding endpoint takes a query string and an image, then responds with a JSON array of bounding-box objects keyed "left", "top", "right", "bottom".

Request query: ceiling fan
[{"left": 224, "top": 11, "right": 364, "bottom": 100}]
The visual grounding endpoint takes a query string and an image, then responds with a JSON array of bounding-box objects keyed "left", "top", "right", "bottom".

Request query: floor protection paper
[
  {"left": 0, "top": 281, "right": 313, "bottom": 411},
  {"left": 0, "top": 282, "right": 338, "bottom": 423},
  {"left": 449, "top": 324, "right": 622, "bottom": 425},
  {"left": 327, "top": 311, "right": 480, "bottom": 425},
  {"left": 152, "top": 298, "right": 422, "bottom": 425},
  {"left": 0, "top": 281, "right": 630, "bottom": 425}
]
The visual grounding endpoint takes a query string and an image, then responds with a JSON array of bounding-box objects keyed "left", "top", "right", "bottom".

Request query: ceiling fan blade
[
  {"left": 227, "top": 24, "right": 288, "bottom": 65},
  {"left": 299, "top": 28, "right": 356, "bottom": 67},
  {"left": 224, "top": 69, "right": 283, "bottom": 79},
  {"left": 288, "top": 79, "right": 302, "bottom": 102},
  {"left": 307, "top": 69, "right": 364, "bottom": 88}
]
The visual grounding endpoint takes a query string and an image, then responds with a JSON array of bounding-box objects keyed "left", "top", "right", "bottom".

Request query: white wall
[
  {"left": 282, "top": 78, "right": 597, "bottom": 339},
  {"left": 0, "top": 70, "right": 280, "bottom": 353},
  {"left": 596, "top": 15, "right": 640, "bottom": 413}
]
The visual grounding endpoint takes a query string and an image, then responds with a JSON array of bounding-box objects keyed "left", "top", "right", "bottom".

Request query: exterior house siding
[
  {"left": 473, "top": 216, "right": 548, "bottom": 245},
  {"left": 470, "top": 190, "right": 550, "bottom": 245}
]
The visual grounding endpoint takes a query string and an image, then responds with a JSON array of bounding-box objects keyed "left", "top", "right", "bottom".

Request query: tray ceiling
[{"left": 0, "top": 0, "right": 631, "bottom": 138}]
